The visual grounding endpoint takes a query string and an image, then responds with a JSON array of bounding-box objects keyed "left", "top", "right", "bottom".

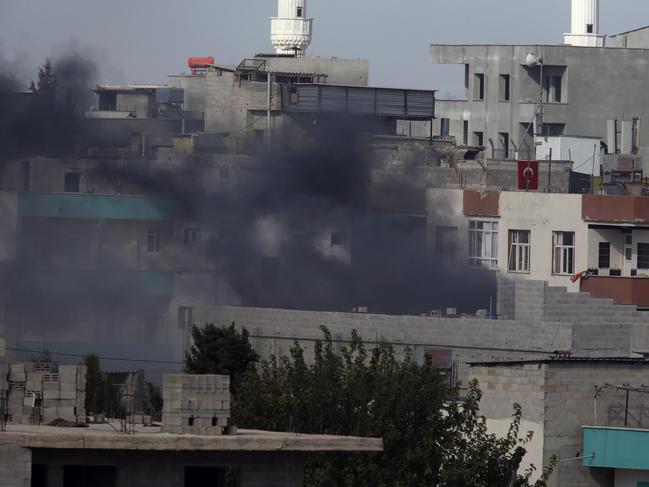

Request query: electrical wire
[{"left": 6, "top": 347, "right": 183, "bottom": 365}]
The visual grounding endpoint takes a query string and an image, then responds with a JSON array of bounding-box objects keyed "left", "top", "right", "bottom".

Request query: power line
[{"left": 7, "top": 347, "right": 183, "bottom": 366}]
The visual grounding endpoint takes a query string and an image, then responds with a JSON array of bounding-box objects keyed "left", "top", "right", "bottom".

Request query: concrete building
[
  {"left": 470, "top": 357, "right": 649, "bottom": 486},
  {"left": 429, "top": 0, "right": 649, "bottom": 171},
  {"left": 0, "top": 424, "right": 381, "bottom": 487}
]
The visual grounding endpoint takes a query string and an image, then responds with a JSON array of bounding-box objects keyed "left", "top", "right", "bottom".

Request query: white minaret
[
  {"left": 564, "top": 0, "right": 605, "bottom": 47},
  {"left": 271, "top": 0, "right": 313, "bottom": 56}
]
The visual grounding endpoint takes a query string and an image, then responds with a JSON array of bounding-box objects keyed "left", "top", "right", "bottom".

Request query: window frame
[
  {"left": 474, "top": 73, "right": 485, "bottom": 101},
  {"left": 638, "top": 243, "right": 649, "bottom": 270},
  {"left": 469, "top": 219, "right": 499, "bottom": 269},
  {"left": 598, "top": 242, "right": 611, "bottom": 269},
  {"left": 552, "top": 231, "right": 575, "bottom": 276},
  {"left": 508, "top": 229, "right": 531, "bottom": 273},
  {"left": 147, "top": 229, "right": 161, "bottom": 253},
  {"left": 499, "top": 74, "right": 511, "bottom": 102}
]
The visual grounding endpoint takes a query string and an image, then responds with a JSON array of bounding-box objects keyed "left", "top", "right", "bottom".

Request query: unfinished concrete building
[{"left": 427, "top": 0, "right": 649, "bottom": 174}]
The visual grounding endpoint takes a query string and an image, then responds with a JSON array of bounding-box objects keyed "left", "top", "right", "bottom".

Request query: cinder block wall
[
  {"left": 163, "top": 374, "right": 231, "bottom": 435},
  {"left": 7, "top": 363, "right": 86, "bottom": 425}
]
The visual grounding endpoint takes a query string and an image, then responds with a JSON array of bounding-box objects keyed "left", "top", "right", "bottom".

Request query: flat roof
[
  {"left": 469, "top": 357, "right": 649, "bottom": 367},
  {"left": 95, "top": 84, "right": 167, "bottom": 93},
  {"left": 0, "top": 424, "right": 383, "bottom": 453}
]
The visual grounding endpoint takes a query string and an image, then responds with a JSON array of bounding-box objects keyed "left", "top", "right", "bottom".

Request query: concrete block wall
[
  {"left": 190, "top": 305, "right": 572, "bottom": 385},
  {"left": 162, "top": 374, "right": 231, "bottom": 435},
  {"left": 7, "top": 363, "right": 86, "bottom": 425},
  {"left": 542, "top": 363, "right": 649, "bottom": 487},
  {"left": 0, "top": 446, "right": 31, "bottom": 487}
]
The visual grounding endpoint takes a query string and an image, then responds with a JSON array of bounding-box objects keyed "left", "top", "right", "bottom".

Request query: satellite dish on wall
[{"left": 525, "top": 53, "right": 538, "bottom": 67}]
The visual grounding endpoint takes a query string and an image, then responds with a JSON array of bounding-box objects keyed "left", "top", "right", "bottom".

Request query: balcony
[
  {"left": 17, "top": 192, "right": 174, "bottom": 221},
  {"left": 583, "top": 426, "right": 649, "bottom": 470},
  {"left": 583, "top": 195, "right": 649, "bottom": 224},
  {"left": 580, "top": 276, "right": 649, "bottom": 306}
]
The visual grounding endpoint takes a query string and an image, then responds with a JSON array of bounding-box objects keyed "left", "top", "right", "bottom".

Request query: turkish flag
[{"left": 518, "top": 161, "right": 539, "bottom": 190}]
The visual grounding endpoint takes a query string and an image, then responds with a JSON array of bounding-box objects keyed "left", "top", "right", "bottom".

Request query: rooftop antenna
[{"left": 271, "top": 0, "right": 313, "bottom": 57}]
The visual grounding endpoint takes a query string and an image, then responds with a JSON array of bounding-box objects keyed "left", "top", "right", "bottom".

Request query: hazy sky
[{"left": 1, "top": 0, "right": 648, "bottom": 96}]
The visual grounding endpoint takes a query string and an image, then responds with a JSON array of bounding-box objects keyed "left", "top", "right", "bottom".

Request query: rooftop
[
  {"left": 0, "top": 424, "right": 383, "bottom": 453},
  {"left": 469, "top": 357, "right": 649, "bottom": 367}
]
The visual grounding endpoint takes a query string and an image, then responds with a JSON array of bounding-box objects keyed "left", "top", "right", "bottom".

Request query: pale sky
[{"left": 1, "top": 0, "right": 648, "bottom": 96}]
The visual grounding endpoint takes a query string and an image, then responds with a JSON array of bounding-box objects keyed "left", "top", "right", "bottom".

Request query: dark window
[
  {"left": 474, "top": 73, "right": 485, "bottom": 100},
  {"left": 499, "top": 74, "right": 510, "bottom": 101},
  {"left": 587, "top": 24, "right": 594, "bottom": 33},
  {"left": 63, "top": 466, "right": 116, "bottom": 487},
  {"left": 473, "top": 131, "right": 484, "bottom": 147},
  {"left": 544, "top": 76, "right": 562, "bottom": 103},
  {"left": 440, "top": 118, "right": 450, "bottom": 137},
  {"left": 436, "top": 226, "right": 458, "bottom": 263},
  {"left": 21, "top": 160, "right": 31, "bottom": 192},
  {"left": 463, "top": 121, "right": 469, "bottom": 146},
  {"left": 185, "top": 467, "right": 227, "bottom": 487},
  {"left": 98, "top": 92, "right": 117, "bottom": 111},
  {"left": 64, "top": 172, "right": 80, "bottom": 193},
  {"left": 599, "top": 242, "right": 611, "bottom": 269},
  {"left": 296, "top": 6, "right": 303, "bottom": 17},
  {"left": 177, "top": 306, "right": 193, "bottom": 330},
  {"left": 184, "top": 228, "right": 201, "bottom": 244},
  {"left": 331, "top": 232, "right": 345, "bottom": 247},
  {"left": 147, "top": 230, "right": 160, "bottom": 253},
  {"left": 32, "top": 464, "right": 48, "bottom": 487},
  {"left": 638, "top": 243, "right": 649, "bottom": 269},
  {"left": 499, "top": 132, "right": 510, "bottom": 159}
]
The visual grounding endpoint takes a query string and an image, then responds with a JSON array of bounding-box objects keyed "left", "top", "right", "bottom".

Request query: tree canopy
[
  {"left": 184, "top": 323, "right": 259, "bottom": 390},
  {"left": 232, "top": 327, "right": 555, "bottom": 487}
]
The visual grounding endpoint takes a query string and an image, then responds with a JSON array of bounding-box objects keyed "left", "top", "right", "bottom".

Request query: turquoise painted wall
[
  {"left": 18, "top": 192, "right": 174, "bottom": 221},
  {"left": 583, "top": 427, "right": 649, "bottom": 470}
]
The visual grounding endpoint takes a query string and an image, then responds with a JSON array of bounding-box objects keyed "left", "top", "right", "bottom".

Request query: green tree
[
  {"left": 30, "top": 58, "right": 57, "bottom": 95},
  {"left": 81, "top": 354, "right": 124, "bottom": 418},
  {"left": 233, "top": 327, "right": 555, "bottom": 487},
  {"left": 141, "top": 381, "right": 163, "bottom": 422},
  {"left": 184, "top": 323, "right": 259, "bottom": 390}
]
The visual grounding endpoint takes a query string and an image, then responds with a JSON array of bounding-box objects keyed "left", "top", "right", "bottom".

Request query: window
[
  {"left": 499, "top": 132, "right": 510, "bottom": 159},
  {"left": 185, "top": 467, "right": 227, "bottom": 487},
  {"left": 440, "top": 118, "right": 450, "bottom": 137},
  {"left": 21, "top": 160, "right": 31, "bottom": 192},
  {"left": 147, "top": 229, "right": 160, "bottom": 253},
  {"left": 587, "top": 23, "right": 594, "bottom": 33},
  {"left": 436, "top": 226, "right": 458, "bottom": 263},
  {"left": 598, "top": 242, "right": 611, "bottom": 269},
  {"left": 296, "top": 6, "right": 303, "bottom": 17},
  {"left": 544, "top": 76, "right": 562, "bottom": 103},
  {"left": 330, "top": 231, "right": 345, "bottom": 247},
  {"left": 177, "top": 306, "right": 193, "bottom": 330},
  {"left": 638, "top": 243, "right": 649, "bottom": 269},
  {"left": 508, "top": 230, "right": 530, "bottom": 273},
  {"left": 463, "top": 120, "right": 469, "bottom": 146},
  {"left": 499, "top": 74, "right": 510, "bottom": 101},
  {"left": 625, "top": 233, "right": 633, "bottom": 262},
  {"left": 473, "top": 131, "right": 484, "bottom": 147},
  {"left": 63, "top": 466, "right": 116, "bottom": 487},
  {"left": 469, "top": 220, "right": 499, "bottom": 269},
  {"left": 64, "top": 172, "right": 81, "bottom": 193},
  {"left": 553, "top": 231, "right": 575, "bottom": 275},
  {"left": 184, "top": 228, "right": 201, "bottom": 244},
  {"left": 474, "top": 73, "right": 485, "bottom": 100}
]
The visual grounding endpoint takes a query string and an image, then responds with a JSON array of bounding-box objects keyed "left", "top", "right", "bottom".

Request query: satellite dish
[{"left": 525, "top": 53, "right": 538, "bottom": 67}]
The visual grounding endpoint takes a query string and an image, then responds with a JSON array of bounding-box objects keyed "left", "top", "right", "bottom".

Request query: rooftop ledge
[{"left": 0, "top": 424, "right": 383, "bottom": 453}]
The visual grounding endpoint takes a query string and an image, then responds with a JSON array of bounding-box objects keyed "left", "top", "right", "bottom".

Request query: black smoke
[{"left": 0, "top": 52, "right": 98, "bottom": 157}]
